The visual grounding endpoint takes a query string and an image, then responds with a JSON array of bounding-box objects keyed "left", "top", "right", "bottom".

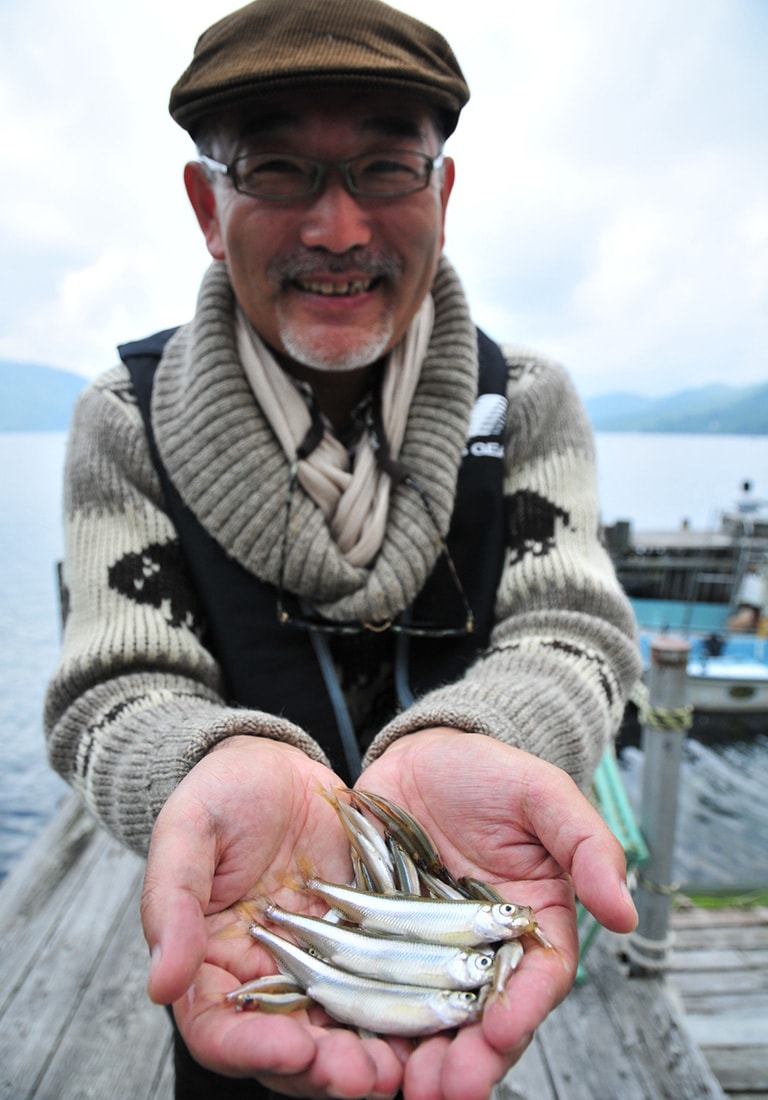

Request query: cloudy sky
[{"left": 1, "top": 0, "right": 766, "bottom": 397}]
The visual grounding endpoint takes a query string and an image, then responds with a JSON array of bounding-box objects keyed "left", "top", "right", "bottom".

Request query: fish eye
[
  {"left": 478, "top": 955, "right": 493, "bottom": 968},
  {"left": 461, "top": 992, "right": 477, "bottom": 1004},
  {"left": 500, "top": 903, "right": 516, "bottom": 915}
]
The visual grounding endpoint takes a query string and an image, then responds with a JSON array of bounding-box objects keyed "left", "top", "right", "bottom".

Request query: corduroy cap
[{"left": 169, "top": 0, "right": 469, "bottom": 138}]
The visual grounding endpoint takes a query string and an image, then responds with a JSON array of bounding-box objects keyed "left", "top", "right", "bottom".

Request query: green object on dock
[
  {"left": 576, "top": 747, "right": 649, "bottom": 980},
  {"left": 679, "top": 887, "right": 768, "bottom": 910},
  {"left": 592, "top": 747, "right": 650, "bottom": 868}
]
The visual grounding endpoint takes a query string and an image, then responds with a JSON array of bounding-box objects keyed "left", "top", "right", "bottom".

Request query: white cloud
[{"left": 0, "top": 0, "right": 766, "bottom": 397}]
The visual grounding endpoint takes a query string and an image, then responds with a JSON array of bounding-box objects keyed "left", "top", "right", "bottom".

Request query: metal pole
[{"left": 628, "top": 636, "right": 692, "bottom": 977}]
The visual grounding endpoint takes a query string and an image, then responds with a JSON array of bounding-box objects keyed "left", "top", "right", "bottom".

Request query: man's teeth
[{"left": 299, "top": 278, "right": 373, "bottom": 296}]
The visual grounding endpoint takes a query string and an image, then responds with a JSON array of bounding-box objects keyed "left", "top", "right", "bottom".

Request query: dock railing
[{"left": 626, "top": 636, "right": 693, "bottom": 976}]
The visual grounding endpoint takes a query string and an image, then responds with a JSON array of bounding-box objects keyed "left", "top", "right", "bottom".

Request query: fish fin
[
  {"left": 283, "top": 850, "right": 315, "bottom": 895},
  {"left": 312, "top": 783, "right": 338, "bottom": 808},
  {"left": 212, "top": 899, "right": 262, "bottom": 940},
  {"left": 313, "top": 783, "right": 351, "bottom": 812},
  {"left": 528, "top": 925, "right": 554, "bottom": 950}
]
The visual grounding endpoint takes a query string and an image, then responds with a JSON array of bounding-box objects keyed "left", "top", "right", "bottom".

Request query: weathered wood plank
[
  {"left": 669, "top": 967, "right": 768, "bottom": 997},
  {"left": 499, "top": 932, "right": 728, "bottom": 1100},
  {"left": 666, "top": 906, "right": 768, "bottom": 1097},
  {"left": 664, "top": 941, "right": 765, "bottom": 968},
  {"left": 701, "top": 1046, "right": 768, "bottom": 1093},
  {"left": 684, "top": 1008, "right": 768, "bottom": 1047},
  {"left": 494, "top": 1038, "right": 556, "bottom": 1099},
  {"left": 586, "top": 934, "right": 727, "bottom": 1100},
  {"left": 534, "top": 975, "right": 651, "bottom": 1100},
  {"left": 676, "top": 993, "right": 768, "bottom": 1018},
  {"left": 672, "top": 926, "right": 768, "bottom": 950},
  {"left": 152, "top": 1048, "right": 176, "bottom": 1100},
  {"left": 0, "top": 796, "right": 111, "bottom": 1015},
  {"left": 32, "top": 875, "right": 173, "bottom": 1100},
  {"left": 671, "top": 906, "right": 768, "bottom": 930},
  {"left": 0, "top": 818, "right": 153, "bottom": 1098}
]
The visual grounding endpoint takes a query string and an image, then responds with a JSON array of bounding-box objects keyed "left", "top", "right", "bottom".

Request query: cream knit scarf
[{"left": 236, "top": 298, "right": 434, "bottom": 568}]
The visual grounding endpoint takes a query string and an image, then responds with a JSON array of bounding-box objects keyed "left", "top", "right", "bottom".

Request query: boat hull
[
  {"left": 636, "top": 620, "right": 768, "bottom": 714},
  {"left": 629, "top": 602, "right": 765, "bottom": 712},
  {"left": 686, "top": 658, "right": 768, "bottom": 713}
]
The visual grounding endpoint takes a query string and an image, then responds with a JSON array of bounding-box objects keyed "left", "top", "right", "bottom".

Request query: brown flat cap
[{"left": 169, "top": 0, "right": 469, "bottom": 137}]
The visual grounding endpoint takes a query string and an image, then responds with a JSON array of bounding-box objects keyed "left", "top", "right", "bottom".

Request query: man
[{"left": 45, "top": 1, "right": 642, "bottom": 1097}]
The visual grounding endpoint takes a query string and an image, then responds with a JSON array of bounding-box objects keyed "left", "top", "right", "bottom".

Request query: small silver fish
[
  {"left": 225, "top": 973, "right": 303, "bottom": 999},
  {"left": 350, "top": 789, "right": 444, "bottom": 874},
  {"left": 320, "top": 789, "right": 397, "bottom": 895},
  {"left": 417, "top": 866, "right": 468, "bottom": 901},
  {"left": 229, "top": 989, "right": 313, "bottom": 1013},
  {"left": 491, "top": 940, "right": 525, "bottom": 998},
  {"left": 297, "top": 873, "right": 537, "bottom": 946},
  {"left": 257, "top": 901, "right": 495, "bottom": 989},
  {"left": 386, "top": 834, "right": 422, "bottom": 896},
  {"left": 249, "top": 924, "right": 486, "bottom": 1036},
  {"left": 459, "top": 876, "right": 507, "bottom": 904}
]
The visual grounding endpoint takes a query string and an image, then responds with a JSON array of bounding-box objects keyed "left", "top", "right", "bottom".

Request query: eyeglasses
[
  {"left": 199, "top": 149, "right": 444, "bottom": 201},
  {"left": 277, "top": 459, "right": 474, "bottom": 638}
]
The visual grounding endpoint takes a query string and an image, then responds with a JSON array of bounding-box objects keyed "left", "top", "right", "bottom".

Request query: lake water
[
  {"left": 0, "top": 432, "right": 69, "bottom": 878},
  {"left": 1, "top": 430, "right": 767, "bottom": 887},
  {"left": 594, "top": 431, "right": 768, "bottom": 531}
]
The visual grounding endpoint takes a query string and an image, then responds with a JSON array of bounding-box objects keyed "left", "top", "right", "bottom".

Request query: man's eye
[
  {"left": 244, "top": 157, "right": 305, "bottom": 177},
  {"left": 363, "top": 158, "right": 418, "bottom": 179}
]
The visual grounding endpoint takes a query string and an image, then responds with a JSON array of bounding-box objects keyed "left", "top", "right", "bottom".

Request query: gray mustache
[{"left": 273, "top": 251, "right": 403, "bottom": 281}]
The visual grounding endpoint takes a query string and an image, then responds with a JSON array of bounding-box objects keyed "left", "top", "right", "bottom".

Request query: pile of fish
[{"left": 226, "top": 787, "right": 550, "bottom": 1037}]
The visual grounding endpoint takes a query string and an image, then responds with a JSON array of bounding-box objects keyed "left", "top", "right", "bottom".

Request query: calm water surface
[
  {"left": 1, "top": 430, "right": 767, "bottom": 885},
  {"left": 0, "top": 433, "right": 68, "bottom": 877}
]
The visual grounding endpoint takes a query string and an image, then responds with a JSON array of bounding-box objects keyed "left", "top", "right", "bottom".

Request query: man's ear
[
  {"left": 437, "top": 156, "right": 455, "bottom": 252},
  {"left": 184, "top": 162, "right": 226, "bottom": 261}
]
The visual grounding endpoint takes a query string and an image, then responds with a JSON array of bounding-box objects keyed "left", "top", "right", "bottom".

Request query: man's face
[{"left": 186, "top": 89, "right": 454, "bottom": 373}]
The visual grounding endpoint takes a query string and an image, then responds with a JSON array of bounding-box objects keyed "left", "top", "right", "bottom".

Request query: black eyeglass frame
[
  {"left": 198, "top": 149, "right": 445, "bottom": 201},
  {"left": 276, "top": 458, "right": 475, "bottom": 638}
]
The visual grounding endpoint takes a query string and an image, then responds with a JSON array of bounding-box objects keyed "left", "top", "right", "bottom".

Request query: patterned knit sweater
[{"left": 44, "top": 257, "right": 641, "bottom": 856}]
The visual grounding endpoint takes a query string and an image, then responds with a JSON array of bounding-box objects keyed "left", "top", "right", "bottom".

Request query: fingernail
[{"left": 621, "top": 881, "right": 639, "bottom": 920}]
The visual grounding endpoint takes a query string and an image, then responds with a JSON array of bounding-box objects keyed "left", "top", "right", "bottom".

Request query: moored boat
[
  {"left": 606, "top": 482, "right": 768, "bottom": 714},
  {"left": 634, "top": 615, "right": 768, "bottom": 714}
]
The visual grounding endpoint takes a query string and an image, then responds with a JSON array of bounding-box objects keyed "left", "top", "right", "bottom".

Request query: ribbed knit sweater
[{"left": 44, "top": 257, "right": 641, "bottom": 856}]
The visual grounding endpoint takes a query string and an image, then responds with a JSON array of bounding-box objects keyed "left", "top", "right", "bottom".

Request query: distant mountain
[
  {"left": 2, "top": 358, "right": 767, "bottom": 435},
  {"left": 584, "top": 381, "right": 768, "bottom": 435},
  {"left": 0, "top": 361, "right": 88, "bottom": 431}
]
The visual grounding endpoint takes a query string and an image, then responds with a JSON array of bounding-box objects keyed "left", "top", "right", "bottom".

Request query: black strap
[{"left": 118, "top": 324, "right": 509, "bottom": 778}]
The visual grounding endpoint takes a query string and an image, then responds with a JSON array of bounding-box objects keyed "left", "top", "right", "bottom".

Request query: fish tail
[
  {"left": 312, "top": 783, "right": 337, "bottom": 808},
  {"left": 313, "top": 783, "right": 351, "bottom": 812},
  {"left": 284, "top": 850, "right": 315, "bottom": 895},
  {"left": 529, "top": 924, "right": 554, "bottom": 950},
  {"left": 212, "top": 898, "right": 262, "bottom": 941}
]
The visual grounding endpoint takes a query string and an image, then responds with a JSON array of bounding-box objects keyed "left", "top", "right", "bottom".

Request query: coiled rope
[
  {"left": 629, "top": 679, "right": 694, "bottom": 733},
  {"left": 624, "top": 929, "right": 676, "bottom": 971}
]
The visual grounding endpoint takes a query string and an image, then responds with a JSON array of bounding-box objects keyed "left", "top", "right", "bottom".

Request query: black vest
[{"left": 119, "top": 328, "right": 507, "bottom": 782}]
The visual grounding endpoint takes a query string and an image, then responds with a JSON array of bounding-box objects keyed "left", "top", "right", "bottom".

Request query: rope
[
  {"left": 637, "top": 870, "right": 681, "bottom": 896},
  {"left": 624, "top": 928, "right": 676, "bottom": 972},
  {"left": 629, "top": 679, "right": 694, "bottom": 733}
]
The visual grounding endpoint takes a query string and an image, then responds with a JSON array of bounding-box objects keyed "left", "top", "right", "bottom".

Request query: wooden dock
[
  {"left": 1, "top": 794, "right": 758, "bottom": 1100},
  {"left": 666, "top": 904, "right": 768, "bottom": 1100}
]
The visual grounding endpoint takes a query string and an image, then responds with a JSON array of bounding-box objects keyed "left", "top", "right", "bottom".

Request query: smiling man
[
  {"left": 185, "top": 88, "right": 454, "bottom": 430},
  {"left": 191, "top": 92, "right": 451, "bottom": 372},
  {"left": 45, "top": 2, "right": 641, "bottom": 1098}
]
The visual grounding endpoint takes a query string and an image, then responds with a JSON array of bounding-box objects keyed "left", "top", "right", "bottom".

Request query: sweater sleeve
[
  {"left": 43, "top": 366, "right": 331, "bottom": 855},
  {"left": 363, "top": 351, "right": 642, "bottom": 791}
]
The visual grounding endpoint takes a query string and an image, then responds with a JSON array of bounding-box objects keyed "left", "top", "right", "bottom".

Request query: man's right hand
[{"left": 140, "top": 736, "right": 405, "bottom": 1097}]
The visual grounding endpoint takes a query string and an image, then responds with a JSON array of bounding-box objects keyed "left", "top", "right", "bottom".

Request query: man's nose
[{"left": 298, "top": 175, "right": 373, "bottom": 253}]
